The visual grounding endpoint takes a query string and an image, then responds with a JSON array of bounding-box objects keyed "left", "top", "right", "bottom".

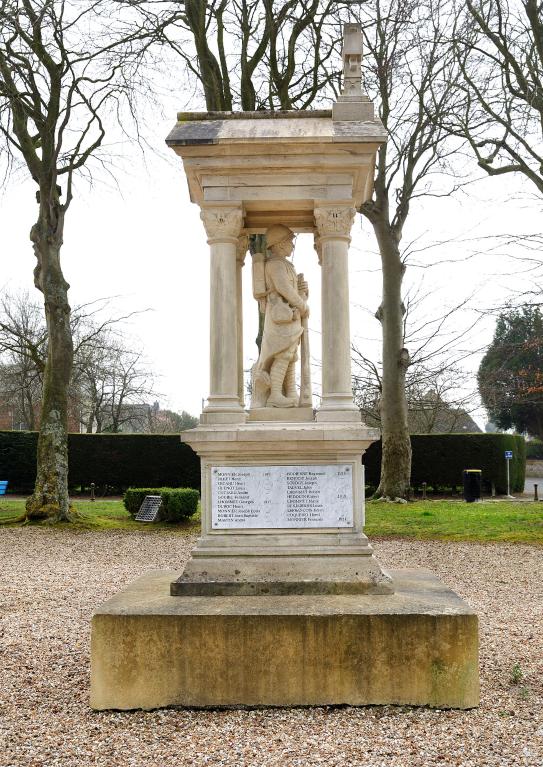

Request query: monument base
[
  {"left": 247, "top": 406, "right": 314, "bottom": 422},
  {"left": 177, "top": 420, "right": 394, "bottom": 596},
  {"left": 171, "top": 552, "right": 394, "bottom": 595},
  {"left": 90, "top": 569, "right": 479, "bottom": 711}
]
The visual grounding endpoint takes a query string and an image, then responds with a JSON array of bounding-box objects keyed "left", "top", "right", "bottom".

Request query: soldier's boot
[
  {"left": 284, "top": 361, "right": 298, "bottom": 406},
  {"left": 267, "top": 357, "right": 296, "bottom": 407}
]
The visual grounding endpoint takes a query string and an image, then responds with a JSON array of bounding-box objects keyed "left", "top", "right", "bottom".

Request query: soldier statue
[{"left": 251, "top": 224, "right": 311, "bottom": 409}]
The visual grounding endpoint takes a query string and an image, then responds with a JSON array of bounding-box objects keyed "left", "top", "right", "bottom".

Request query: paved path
[
  {"left": 1, "top": 530, "right": 542, "bottom": 767},
  {"left": 524, "top": 475, "right": 543, "bottom": 495}
]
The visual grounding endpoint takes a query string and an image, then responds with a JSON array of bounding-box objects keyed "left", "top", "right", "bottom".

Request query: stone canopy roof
[{"left": 165, "top": 109, "right": 387, "bottom": 146}]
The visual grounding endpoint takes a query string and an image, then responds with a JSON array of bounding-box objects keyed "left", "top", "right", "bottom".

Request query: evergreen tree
[{"left": 478, "top": 307, "right": 543, "bottom": 439}]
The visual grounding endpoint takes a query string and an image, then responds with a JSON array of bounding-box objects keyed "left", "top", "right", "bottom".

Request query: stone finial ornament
[
  {"left": 341, "top": 23, "right": 363, "bottom": 99},
  {"left": 332, "top": 23, "right": 374, "bottom": 121}
]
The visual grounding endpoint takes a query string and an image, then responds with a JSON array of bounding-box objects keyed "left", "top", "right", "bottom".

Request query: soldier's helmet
[{"left": 266, "top": 224, "right": 294, "bottom": 249}]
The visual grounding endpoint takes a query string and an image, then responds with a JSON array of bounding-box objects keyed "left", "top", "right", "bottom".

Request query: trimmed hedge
[
  {"left": 0, "top": 431, "right": 200, "bottom": 493},
  {"left": 526, "top": 440, "right": 543, "bottom": 460},
  {"left": 0, "top": 431, "right": 36, "bottom": 491},
  {"left": 363, "top": 433, "right": 526, "bottom": 494},
  {"left": 123, "top": 487, "right": 199, "bottom": 522},
  {"left": 1, "top": 430, "right": 526, "bottom": 497}
]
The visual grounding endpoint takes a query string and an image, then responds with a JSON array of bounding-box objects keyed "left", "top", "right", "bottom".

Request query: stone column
[
  {"left": 314, "top": 205, "right": 360, "bottom": 422},
  {"left": 236, "top": 236, "right": 248, "bottom": 407},
  {"left": 200, "top": 207, "right": 246, "bottom": 424}
]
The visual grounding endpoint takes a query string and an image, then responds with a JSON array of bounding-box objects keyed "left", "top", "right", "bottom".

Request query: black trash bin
[{"left": 463, "top": 469, "right": 482, "bottom": 503}]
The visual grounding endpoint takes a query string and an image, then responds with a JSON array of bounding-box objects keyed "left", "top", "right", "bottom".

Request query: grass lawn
[
  {"left": 0, "top": 498, "right": 200, "bottom": 534},
  {"left": 364, "top": 499, "right": 543, "bottom": 544},
  {"left": 0, "top": 497, "right": 542, "bottom": 543}
]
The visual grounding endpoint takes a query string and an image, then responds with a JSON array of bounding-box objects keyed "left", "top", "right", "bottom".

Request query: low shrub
[
  {"left": 123, "top": 487, "right": 199, "bottom": 522},
  {"left": 161, "top": 488, "right": 200, "bottom": 522}
]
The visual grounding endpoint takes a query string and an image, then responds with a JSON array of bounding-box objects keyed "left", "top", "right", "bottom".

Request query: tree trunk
[
  {"left": 372, "top": 219, "right": 412, "bottom": 500},
  {"left": 25, "top": 201, "right": 74, "bottom": 522},
  {"left": 25, "top": 388, "right": 36, "bottom": 430}
]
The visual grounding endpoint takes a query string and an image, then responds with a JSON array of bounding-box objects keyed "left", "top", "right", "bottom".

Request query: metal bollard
[
  {"left": 90, "top": 482, "right": 95, "bottom": 502},
  {"left": 534, "top": 484, "right": 539, "bottom": 502},
  {"left": 422, "top": 482, "right": 427, "bottom": 500}
]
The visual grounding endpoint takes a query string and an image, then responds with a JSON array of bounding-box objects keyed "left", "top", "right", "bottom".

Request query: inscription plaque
[{"left": 211, "top": 465, "right": 353, "bottom": 529}]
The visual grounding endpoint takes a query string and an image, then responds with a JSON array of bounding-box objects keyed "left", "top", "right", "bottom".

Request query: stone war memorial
[{"left": 90, "top": 25, "right": 479, "bottom": 711}]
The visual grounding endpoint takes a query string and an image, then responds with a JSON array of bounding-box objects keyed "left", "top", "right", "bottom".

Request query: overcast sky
[{"left": 1, "top": 106, "right": 539, "bottom": 428}]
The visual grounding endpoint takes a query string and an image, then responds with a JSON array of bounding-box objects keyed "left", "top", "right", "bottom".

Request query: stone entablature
[{"left": 166, "top": 117, "right": 384, "bottom": 234}]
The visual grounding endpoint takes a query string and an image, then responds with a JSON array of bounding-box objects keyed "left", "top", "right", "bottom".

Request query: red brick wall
[
  {"left": 0, "top": 399, "right": 80, "bottom": 432},
  {"left": 0, "top": 404, "right": 13, "bottom": 430}
]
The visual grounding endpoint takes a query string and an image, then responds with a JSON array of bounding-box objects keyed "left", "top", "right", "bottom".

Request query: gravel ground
[{"left": 0, "top": 529, "right": 541, "bottom": 767}]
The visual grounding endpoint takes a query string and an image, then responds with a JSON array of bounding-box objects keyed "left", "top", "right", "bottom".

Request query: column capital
[
  {"left": 314, "top": 206, "right": 356, "bottom": 243},
  {"left": 200, "top": 207, "right": 243, "bottom": 245}
]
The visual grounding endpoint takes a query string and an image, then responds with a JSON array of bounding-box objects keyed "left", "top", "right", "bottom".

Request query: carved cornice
[
  {"left": 200, "top": 208, "right": 243, "bottom": 243},
  {"left": 314, "top": 206, "right": 356, "bottom": 241}
]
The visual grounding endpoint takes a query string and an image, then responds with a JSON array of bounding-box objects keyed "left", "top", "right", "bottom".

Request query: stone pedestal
[
  {"left": 90, "top": 569, "right": 479, "bottom": 711},
  {"left": 171, "top": 421, "right": 393, "bottom": 597}
]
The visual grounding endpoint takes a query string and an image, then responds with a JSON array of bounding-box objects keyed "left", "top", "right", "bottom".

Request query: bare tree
[
  {"left": 147, "top": 407, "right": 199, "bottom": 433},
  {"left": 353, "top": 286, "right": 483, "bottom": 436},
  {"left": 0, "top": 291, "right": 47, "bottom": 429},
  {"left": 0, "top": 1, "right": 155, "bottom": 520},
  {"left": 444, "top": 0, "right": 543, "bottom": 195},
  {"left": 139, "top": 0, "right": 344, "bottom": 112},
  {"left": 0, "top": 291, "right": 157, "bottom": 434},
  {"left": 337, "top": 0, "right": 464, "bottom": 500},
  {"left": 0, "top": 360, "right": 42, "bottom": 429},
  {"left": 354, "top": 356, "right": 480, "bottom": 431},
  {"left": 82, "top": 344, "right": 156, "bottom": 433}
]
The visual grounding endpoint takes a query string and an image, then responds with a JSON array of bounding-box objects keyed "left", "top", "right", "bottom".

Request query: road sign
[{"left": 504, "top": 452, "right": 514, "bottom": 498}]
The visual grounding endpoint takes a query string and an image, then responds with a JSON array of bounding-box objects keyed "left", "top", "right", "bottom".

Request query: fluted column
[
  {"left": 200, "top": 207, "right": 246, "bottom": 424},
  {"left": 236, "top": 236, "right": 248, "bottom": 407},
  {"left": 314, "top": 205, "right": 360, "bottom": 422}
]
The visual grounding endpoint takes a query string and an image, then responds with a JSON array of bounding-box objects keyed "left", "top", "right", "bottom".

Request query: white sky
[{"left": 1, "top": 110, "right": 539, "bottom": 427}]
